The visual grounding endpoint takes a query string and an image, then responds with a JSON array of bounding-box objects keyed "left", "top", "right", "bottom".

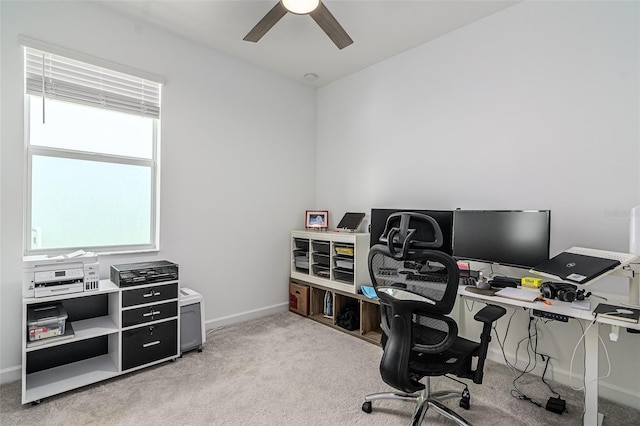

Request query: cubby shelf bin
[
  {"left": 290, "top": 230, "right": 370, "bottom": 294},
  {"left": 294, "top": 279, "right": 382, "bottom": 346}
]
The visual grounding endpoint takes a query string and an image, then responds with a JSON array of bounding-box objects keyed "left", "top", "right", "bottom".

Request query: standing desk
[{"left": 457, "top": 285, "right": 640, "bottom": 426}]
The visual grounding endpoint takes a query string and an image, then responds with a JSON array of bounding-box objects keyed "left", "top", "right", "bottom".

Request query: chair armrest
[
  {"left": 473, "top": 304, "right": 506, "bottom": 324},
  {"left": 470, "top": 304, "right": 506, "bottom": 385}
]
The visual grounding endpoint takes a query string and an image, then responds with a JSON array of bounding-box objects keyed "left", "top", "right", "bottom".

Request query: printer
[{"left": 23, "top": 251, "right": 100, "bottom": 298}]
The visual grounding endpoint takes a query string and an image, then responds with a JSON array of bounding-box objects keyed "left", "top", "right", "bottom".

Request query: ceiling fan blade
[
  {"left": 309, "top": 2, "right": 353, "bottom": 49},
  {"left": 243, "top": 2, "right": 288, "bottom": 43}
]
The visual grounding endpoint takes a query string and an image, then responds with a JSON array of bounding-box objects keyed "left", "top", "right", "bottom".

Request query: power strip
[{"left": 532, "top": 309, "right": 570, "bottom": 322}]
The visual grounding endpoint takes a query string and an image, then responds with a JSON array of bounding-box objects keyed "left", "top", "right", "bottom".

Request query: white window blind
[{"left": 25, "top": 47, "right": 161, "bottom": 119}]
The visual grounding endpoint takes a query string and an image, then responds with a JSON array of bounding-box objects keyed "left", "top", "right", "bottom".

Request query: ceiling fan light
[{"left": 281, "top": 0, "right": 320, "bottom": 15}]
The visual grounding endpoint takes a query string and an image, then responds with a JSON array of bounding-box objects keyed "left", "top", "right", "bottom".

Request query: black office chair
[{"left": 362, "top": 212, "right": 506, "bottom": 425}]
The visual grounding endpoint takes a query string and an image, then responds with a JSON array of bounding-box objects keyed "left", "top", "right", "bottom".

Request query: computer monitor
[
  {"left": 452, "top": 210, "right": 551, "bottom": 269},
  {"left": 370, "top": 209, "right": 454, "bottom": 255}
]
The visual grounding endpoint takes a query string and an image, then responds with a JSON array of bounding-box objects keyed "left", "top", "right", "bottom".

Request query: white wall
[
  {"left": 316, "top": 1, "right": 639, "bottom": 408},
  {"left": 0, "top": 1, "right": 316, "bottom": 382}
]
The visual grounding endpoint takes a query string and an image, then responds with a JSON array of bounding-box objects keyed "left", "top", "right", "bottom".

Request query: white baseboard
[
  {"left": 486, "top": 348, "right": 640, "bottom": 410},
  {"left": 205, "top": 302, "right": 289, "bottom": 331},
  {"left": 0, "top": 365, "right": 21, "bottom": 386},
  {"left": 598, "top": 379, "right": 640, "bottom": 410}
]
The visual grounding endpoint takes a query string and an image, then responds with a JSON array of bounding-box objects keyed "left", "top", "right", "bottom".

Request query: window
[{"left": 23, "top": 43, "right": 163, "bottom": 254}]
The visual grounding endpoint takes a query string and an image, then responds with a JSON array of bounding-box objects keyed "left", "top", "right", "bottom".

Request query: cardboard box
[{"left": 289, "top": 282, "right": 309, "bottom": 316}]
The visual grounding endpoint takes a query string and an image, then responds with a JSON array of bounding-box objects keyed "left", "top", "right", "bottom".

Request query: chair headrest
[{"left": 379, "top": 212, "right": 443, "bottom": 259}]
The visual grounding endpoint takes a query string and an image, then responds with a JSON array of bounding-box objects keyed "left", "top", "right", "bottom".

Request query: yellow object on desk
[{"left": 521, "top": 276, "right": 544, "bottom": 288}]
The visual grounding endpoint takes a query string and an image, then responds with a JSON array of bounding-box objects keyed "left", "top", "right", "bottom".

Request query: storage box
[
  {"left": 334, "top": 257, "right": 354, "bottom": 270},
  {"left": 294, "top": 256, "right": 309, "bottom": 269},
  {"left": 289, "top": 282, "right": 309, "bottom": 316},
  {"left": 294, "top": 238, "right": 309, "bottom": 250},
  {"left": 294, "top": 250, "right": 309, "bottom": 270},
  {"left": 334, "top": 245, "right": 354, "bottom": 256},
  {"left": 311, "top": 240, "right": 330, "bottom": 255},
  {"left": 333, "top": 269, "right": 354, "bottom": 283},
  {"left": 27, "top": 304, "right": 68, "bottom": 341},
  {"left": 313, "top": 253, "right": 330, "bottom": 266},
  {"left": 312, "top": 264, "right": 330, "bottom": 278}
]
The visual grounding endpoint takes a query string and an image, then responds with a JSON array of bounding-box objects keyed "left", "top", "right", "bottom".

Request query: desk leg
[
  {"left": 583, "top": 321, "right": 602, "bottom": 426},
  {"left": 456, "top": 297, "right": 468, "bottom": 337}
]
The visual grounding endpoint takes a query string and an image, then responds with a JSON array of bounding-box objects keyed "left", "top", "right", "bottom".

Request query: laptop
[{"left": 530, "top": 251, "right": 620, "bottom": 284}]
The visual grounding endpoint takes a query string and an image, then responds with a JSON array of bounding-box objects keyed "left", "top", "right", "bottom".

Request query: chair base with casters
[{"left": 362, "top": 377, "right": 471, "bottom": 426}]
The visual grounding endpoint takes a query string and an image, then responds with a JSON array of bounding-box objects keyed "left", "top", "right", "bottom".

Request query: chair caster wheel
[
  {"left": 460, "top": 388, "right": 470, "bottom": 410},
  {"left": 362, "top": 401, "right": 372, "bottom": 413}
]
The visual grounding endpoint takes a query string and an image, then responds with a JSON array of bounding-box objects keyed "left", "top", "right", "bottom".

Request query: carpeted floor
[{"left": 0, "top": 312, "right": 638, "bottom": 425}]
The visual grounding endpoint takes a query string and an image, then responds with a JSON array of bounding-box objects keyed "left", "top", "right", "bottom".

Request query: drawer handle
[
  {"left": 142, "top": 340, "right": 160, "bottom": 348},
  {"left": 143, "top": 291, "right": 161, "bottom": 298},
  {"left": 142, "top": 311, "right": 161, "bottom": 317}
]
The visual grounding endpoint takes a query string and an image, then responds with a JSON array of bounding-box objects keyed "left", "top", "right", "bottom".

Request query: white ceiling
[{"left": 99, "top": 0, "right": 519, "bottom": 87}]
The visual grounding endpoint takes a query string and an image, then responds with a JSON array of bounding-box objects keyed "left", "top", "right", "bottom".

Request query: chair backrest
[
  {"left": 368, "top": 212, "right": 461, "bottom": 393},
  {"left": 369, "top": 246, "right": 460, "bottom": 315},
  {"left": 370, "top": 212, "right": 459, "bottom": 314}
]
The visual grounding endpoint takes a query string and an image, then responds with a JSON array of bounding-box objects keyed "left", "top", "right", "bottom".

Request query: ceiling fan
[{"left": 243, "top": 0, "right": 353, "bottom": 50}]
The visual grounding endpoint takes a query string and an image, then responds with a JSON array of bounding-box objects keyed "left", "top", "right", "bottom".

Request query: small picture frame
[{"left": 305, "top": 210, "right": 329, "bottom": 230}]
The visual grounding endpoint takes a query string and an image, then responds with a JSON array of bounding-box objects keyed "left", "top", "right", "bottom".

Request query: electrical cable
[
  {"left": 493, "top": 310, "right": 569, "bottom": 408},
  {"left": 509, "top": 316, "right": 542, "bottom": 407},
  {"left": 529, "top": 318, "right": 562, "bottom": 399},
  {"left": 492, "top": 309, "right": 543, "bottom": 407},
  {"left": 540, "top": 355, "right": 560, "bottom": 398},
  {"left": 463, "top": 298, "right": 475, "bottom": 312},
  {"left": 569, "top": 316, "right": 612, "bottom": 392}
]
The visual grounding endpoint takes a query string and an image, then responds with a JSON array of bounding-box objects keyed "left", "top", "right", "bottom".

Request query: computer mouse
[
  {"left": 616, "top": 308, "right": 634, "bottom": 315},
  {"left": 476, "top": 280, "right": 491, "bottom": 291}
]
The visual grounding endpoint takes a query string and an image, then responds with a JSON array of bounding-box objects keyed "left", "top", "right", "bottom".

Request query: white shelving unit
[
  {"left": 21, "top": 278, "right": 179, "bottom": 404},
  {"left": 21, "top": 280, "right": 120, "bottom": 404},
  {"left": 291, "top": 230, "right": 371, "bottom": 294}
]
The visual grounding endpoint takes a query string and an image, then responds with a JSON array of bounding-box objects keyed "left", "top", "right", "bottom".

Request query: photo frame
[{"left": 305, "top": 210, "right": 329, "bottom": 230}]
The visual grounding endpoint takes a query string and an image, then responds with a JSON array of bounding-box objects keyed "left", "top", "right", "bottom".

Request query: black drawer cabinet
[
  {"left": 121, "top": 280, "right": 180, "bottom": 371},
  {"left": 122, "top": 282, "right": 178, "bottom": 307},
  {"left": 122, "top": 301, "right": 178, "bottom": 328},
  {"left": 122, "top": 319, "right": 178, "bottom": 370}
]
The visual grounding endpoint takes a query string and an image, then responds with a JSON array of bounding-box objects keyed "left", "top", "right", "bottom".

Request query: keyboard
[
  {"left": 404, "top": 272, "right": 477, "bottom": 286},
  {"left": 405, "top": 272, "right": 448, "bottom": 283},
  {"left": 459, "top": 277, "right": 477, "bottom": 286}
]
